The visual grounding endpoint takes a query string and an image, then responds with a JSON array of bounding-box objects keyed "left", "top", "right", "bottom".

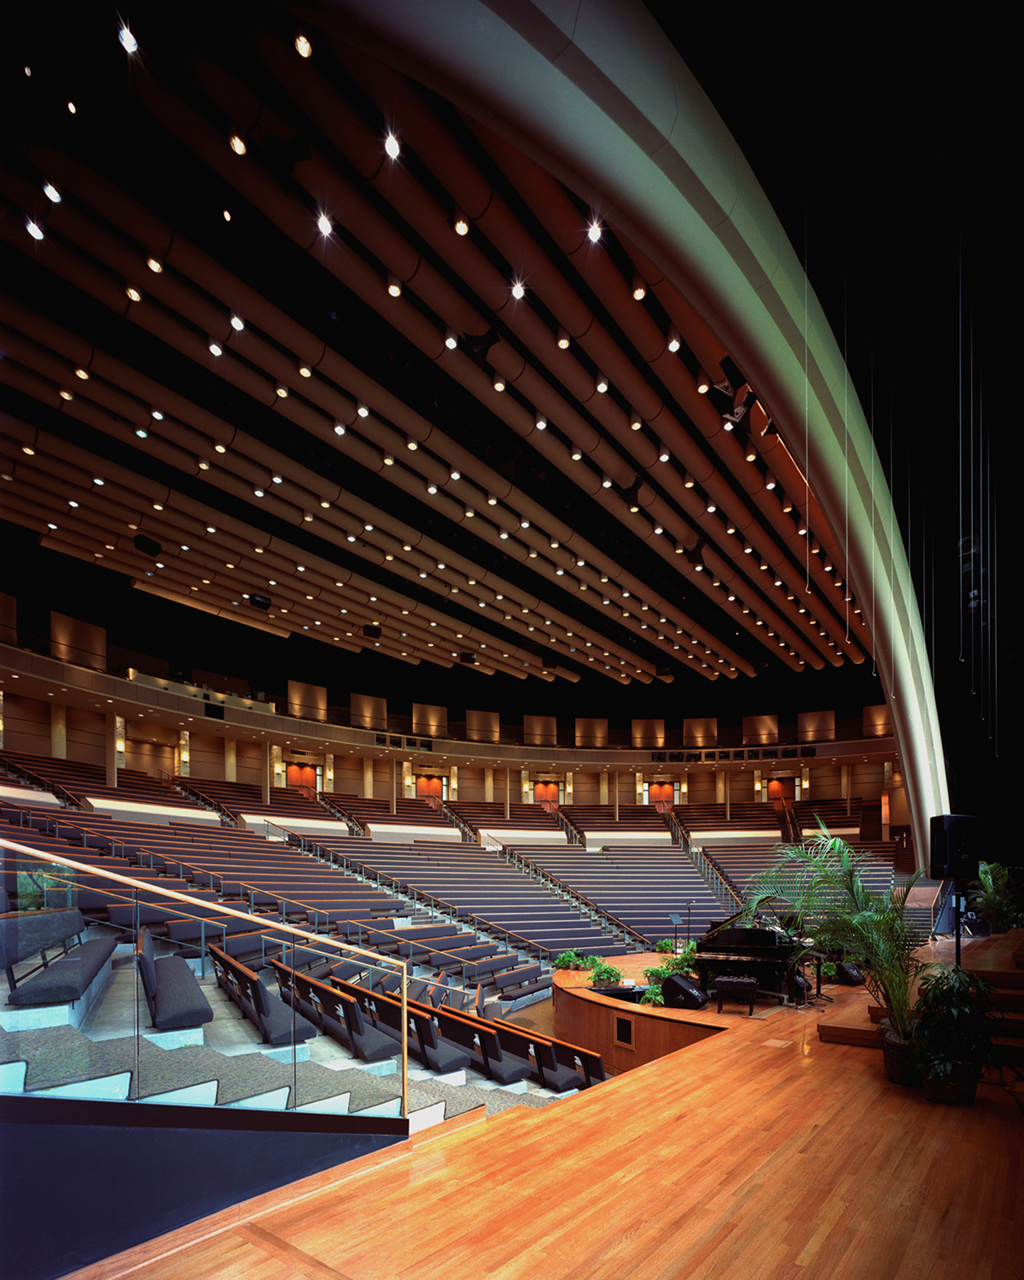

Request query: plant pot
[
  {"left": 879, "top": 1021, "right": 920, "bottom": 1086},
  {"left": 922, "top": 1063, "right": 980, "bottom": 1106}
]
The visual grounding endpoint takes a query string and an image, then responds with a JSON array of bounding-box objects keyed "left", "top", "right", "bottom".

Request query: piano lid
[{"left": 698, "top": 906, "right": 796, "bottom": 951}]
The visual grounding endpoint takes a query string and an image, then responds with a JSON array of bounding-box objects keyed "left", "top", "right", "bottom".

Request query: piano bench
[{"left": 715, "top": 975, "right": 758, "bottom": 1015}]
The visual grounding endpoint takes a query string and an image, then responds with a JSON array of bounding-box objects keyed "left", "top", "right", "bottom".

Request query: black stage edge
[{"left": 0, "top": 1093, "right": 407, "bottom": 1280}]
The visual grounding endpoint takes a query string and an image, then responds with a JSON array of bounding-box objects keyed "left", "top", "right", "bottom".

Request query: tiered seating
[
  {"left": 791, "top": 799, "right": 863, "bottom": 837},
  {"left": 323, "top": 795, "right": 460, "bottom": 840},
  {"left": 561, "top": 804, "right": 674, "bottom": 849},
  {"left": 175, "top": 778, "right": 346, "bottom": 834},
  {"left": 705, "top": 838, "right": 897, "bottom": 900},
  {"left": 674, "top": 803, "right": 782, "bottom": 837},
  {"left": 447, "top": 802, "right": 566, "bottom": 845},
  {"left": 1, "top": 751, "right": 212, "bottom": 821},
  {"left": 284, "top": 963, "right": 605, "bottom": 1090},
  {"left": 520, "top": 845, "right": 727, "bottom": 944},
  {"left": 307, "top": 835, "right": 631, "bottom": 960}
]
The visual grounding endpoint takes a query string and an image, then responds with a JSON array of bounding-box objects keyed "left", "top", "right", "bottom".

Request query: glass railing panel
[{"left": 0, "top": 839, "right": 409, "bottom": 1122}]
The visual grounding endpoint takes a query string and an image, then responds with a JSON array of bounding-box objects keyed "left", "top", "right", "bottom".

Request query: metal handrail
[
  {"left": 684, "top": 841, "right": 743, "bottom": 908},
  {"left": 438, "top": 801, "right": 475, "bottom": 843},
  {"left": 0, "top": 760, "right": 80, "bottom": 809},
  {"left": 0, "top": 837, "right": 409, "bottom": 1118},
  {"left": 315, "top": 793, "right": 365, "bottom": 836}
]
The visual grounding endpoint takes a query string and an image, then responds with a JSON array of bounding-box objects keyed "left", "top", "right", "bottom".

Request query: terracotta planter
[
  {"left": 922, "top": 1063, "right": 980, "bottom": 1106},
  {"left": 879, "top": 1020, "right": 920, "bottom": 1086}
]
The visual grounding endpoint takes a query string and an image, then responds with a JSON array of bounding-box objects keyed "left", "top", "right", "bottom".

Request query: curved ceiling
[{"left": 0, "top": 2, "right": 946, "bottom": 848}]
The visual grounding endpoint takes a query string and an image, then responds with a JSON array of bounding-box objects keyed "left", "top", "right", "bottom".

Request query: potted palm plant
[
  {"left": 969, "top": 862, "right": 1022, "bottom": 934},
  {"left": 743, "top": 823, "right": 933, "bottom": 1084},
  {"left": 912, "top": 965, "right": 998, "bottom": 1105}
]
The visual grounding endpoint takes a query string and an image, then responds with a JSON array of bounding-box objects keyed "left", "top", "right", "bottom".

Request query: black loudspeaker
[
  {"left": 836, "top": 962, "right": 865, "bottom": 986},
  {"left": 792, "top": 972, "right": 812, "bottom": 1005},
  {"left": 662, "top": 974, "right": 708, "bottom": 1010},
  {"left": 930, "top": 814, "right": 982, "bottom": 881},
  {"left": 363, "top": 624, "right": 382, "bottom": 639},
  {"left": 133, "top": 533, "right": 161, "bottom": 558},
  {"left": 249, "top": 593, "right": 271, "bottom": 611}
]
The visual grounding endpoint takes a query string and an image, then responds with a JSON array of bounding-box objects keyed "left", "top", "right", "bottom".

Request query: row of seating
[
  {"left": 518, "top": 845, "right": 728, "bottom": 943},
  {"left": 447, "top": 802, "right": 564, "bottom": 835},
  {"left": 700, "top": 839, "right": 896, "bottom": 899},
  {"left": 272, "top": 956, "right": 604, "bottom": 1091},
  {"left": 1, "top": 751, "right": 202, "bottom": 811},
  {"left": 306, "top": 834, "right": 633, "bottom": 959}
]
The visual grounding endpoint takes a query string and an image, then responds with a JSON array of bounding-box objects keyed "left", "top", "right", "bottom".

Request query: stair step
[
  {"left": 33, "top": 1071, "right": 132, "bottom": 1101},
  {"left": 353, "top": 1097, "right": 402, "bottom": 1118},
  {"left": 226, "top": 1087, "right": 293, "bottom": 1110},
  {"left": 408, "top": 1100, "right": 447, "bottom": 1133},
  {"left": 294, "top": 1092, "right": 352, "bottom": 1115},
  {"left": 0, "top": 1061, "right": 28, "bottom": 1092},
  {"left": 141, "top": 1082, "right": 219, "bottom": 1106}
]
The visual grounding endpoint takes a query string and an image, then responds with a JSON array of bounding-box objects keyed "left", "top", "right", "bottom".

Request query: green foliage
[
  {"left": 553, "top": 950, "right": 584, "bottom": 970},
  {"left": 665, "top": 941, "right": 698, "bottom": 977},
  {"left": 589, "top": 961, "right": 624, "bottom": 986},
  {"left": 654, "top": 938, "right": 674, "bottom": 953},
  {"left": 969, "top": 862, "right": 1023, "bottom": 933},
  {"left": 742, "top": 823, "right": 932, "bottom": 1039},
  {"left": 913, "top": 965, "right": 998, "bottom": 1080},
  {"left": 639, "top": 984, "right": 665, "bottom": 1006},
  {"left": 582, "top": 955, "right": 602, "bottom": 970},
  {"left": 643, "top": 964, "right": 672, "bottom": 985}
]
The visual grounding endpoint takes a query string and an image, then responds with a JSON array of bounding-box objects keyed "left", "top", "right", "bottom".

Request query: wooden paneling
[
  {"left": 412, "top": 703, "right": 447, "bottom": 738},
  {"left": 554, "top": 965, "right": 722, "bottom": 1074},
  {"left": 287, "top": 681, "right": 327, "bottom": 723},
  {"left": 799, "top": 708, "right": 836, "bottom": 741},
  {"left": 466, "top": 709, "right": 499, "bottom": 743},
  {"left": 65, "top": 706, "right": 105, "bottom": 764},
  {"left": 2, "top": 694, "right": 50, "bottom": 755}
]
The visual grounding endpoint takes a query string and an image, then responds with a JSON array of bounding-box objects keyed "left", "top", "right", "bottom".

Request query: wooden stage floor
[{"left": 67, "top": 938, "right": 1023, "bottom": 1280}]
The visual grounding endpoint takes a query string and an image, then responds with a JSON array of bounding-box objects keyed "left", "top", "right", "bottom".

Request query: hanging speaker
[
  {"left": 133, "top": 533, "right": 161, "bottom": 558},
  {"left": 929, "top": 814, "right": 981, "bottom": 881}
]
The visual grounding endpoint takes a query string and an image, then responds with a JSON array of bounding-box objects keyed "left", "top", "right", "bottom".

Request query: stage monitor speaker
[
  {"left": 662, "top": 974, "right": 708, "bottom": 1010},
  {"left": 929, "top": 814, "right": 982, "bottom": 881},
  {"left": 836, "top": 962, "right": 866, "bottom": 986}
]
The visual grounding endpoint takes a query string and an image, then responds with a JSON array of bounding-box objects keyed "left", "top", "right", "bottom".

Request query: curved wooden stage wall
[{"left": 554, "top": 952, "right": 725, "bottom": 1074}]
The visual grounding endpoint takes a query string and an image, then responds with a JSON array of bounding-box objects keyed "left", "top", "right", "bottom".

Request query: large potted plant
[
  {"left": 743, "top": 824, "right": 933, "bottom": 1084},
  {"left": 912, "top": 965, "right": 998, "bottom": 1105},
  {"left": 968, "top": 862, "right": 1023, "bottom": 934}
]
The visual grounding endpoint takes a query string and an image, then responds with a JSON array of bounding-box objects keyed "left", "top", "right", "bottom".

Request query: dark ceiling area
[{"left": 0, "top": 5, "right": 1007, "bottom": 798}]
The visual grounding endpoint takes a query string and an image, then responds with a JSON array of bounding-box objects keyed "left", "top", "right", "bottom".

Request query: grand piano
[{"left": 695, "top": 911, "right": 804, "bottom": 1005}]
